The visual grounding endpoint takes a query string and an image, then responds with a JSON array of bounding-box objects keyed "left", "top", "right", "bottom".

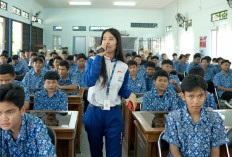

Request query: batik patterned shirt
[
  {"left": 214, "top": 71, "right": 232, "bottom": 97},
  {"left": 128, "top": 74, "right": 146, "bottom": 94},
  {"left": 144, "top": 73, "right": 154, "bottom": 91}
]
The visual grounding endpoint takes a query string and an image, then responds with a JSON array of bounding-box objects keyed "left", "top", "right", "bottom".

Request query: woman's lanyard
[{"left": 106, "top": 60, "right": 117, "bottom": 96}]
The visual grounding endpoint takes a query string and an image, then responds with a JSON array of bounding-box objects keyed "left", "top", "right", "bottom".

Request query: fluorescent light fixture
[
  {"left": 113, "top": 1, "right": 135, "bottom": 6},
  {"left": 69, "top": 1, "right": 91, "bottom": 5}
]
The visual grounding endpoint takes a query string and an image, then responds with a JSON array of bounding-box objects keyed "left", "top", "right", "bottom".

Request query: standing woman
[{"left": 84, "top": 28, "right": 137, "bottom": 157}]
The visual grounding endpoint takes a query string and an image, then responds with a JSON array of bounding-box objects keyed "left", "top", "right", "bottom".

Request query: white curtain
[
  {"left": 179, "top": 28, "right": 194, "bottom": 57},
  {"left": 163, "top": 32, "right": 174, "bottom": 58}
]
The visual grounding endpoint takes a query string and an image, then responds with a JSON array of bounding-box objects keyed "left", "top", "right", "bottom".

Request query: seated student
[
  {"left": 140, "top": 54, "right": 147, "bottom": 66},
  {"left": 62, "top": 51, "right": 68, "bottom": 60},
  {"left": 127, "top": 60, "right": 146, "bottom": 94},
  {"left": 146, "top": 55, "right": 152, "bottom": 62},
  {"left": 201, "top": 57, "right": 215, "bottom": 93},
  {"left": 157, "top": 53, "right": 167, "bottom": 67},
  {"left": 171, "top": 53, "right": 178, "bottom": 71},
  {"left": 186, "top": 53, "right": 201, "bottom": 74},
  {"left": 19, "top": 50, "right": 28, "bottom": 65},
  {"left": 52, "top": 56, "right": 63, "bottom": 73},
  {"left": 74, "top": 54, "right": 78, "bottom": 62},
  {"left": 161, "top": 59, "right": 181, "bottom": 93},
  {"left": 50, "top": 51, "right": 58, "bottom": 59},
  {"left": 162, "top": 75, "right": 228, "bottom": 157},
  {"left": 176, "top": 54, "right": 188, "bottom": 81},
  {"left": 58, "top": 60, "right": 79, "bottom": 92},
  {"left": 48, "top": 58, "right": 54, "bottom": 70},
  {"left": 10, "top": 55, "right": 29, "bottom": 81},
  {"left": 144, "top": 61, "right": 156, "bottom": 91},
  {"left": 88, "top": 49, "right": 95, "bottom": 58},
  {"left": 25, "top": 51, "right": 30, "bottom": 64},
  {"left": 178, "top": 67, "right": 217, "bottom": 110},
  {"left": 134, "top": 55, "right": 146, "bottom": 77},
  {"left": 0, "top": 83, "right": 56, "bottom": 156},
  {"left": 67, "top": 55, "right": 78, "bottom": 74},
  {"left": 22, "top": 57, "right": 45, "bottom": 95},
  {"left": 76, "top": 53, "right": 88, "bottom": 88},
  {"left": 204, "top": 56, "right": 215, "bottom": 72},
  {"left": 214, "top": 60, "right": 232, "bottom": 103},
  {"left": 0, "top": 53, "right": 8, "bottom": 65},
  {"left": 125, "top": 53, "right": 132, "bottom": 63},
  {"left": 0, "top": 64, "right": 30, "bottom": 110},
  {"left": 28, "top": 52, "right": 38, "bottom": 66},
  {"left": 215, "top": 57, "right": 224, "bottom": 74},
  {"left": 34, "top": 71, "right": 68, "bottom": 111},
  {"left": 141, "top": 70, "right": 178, "bottom": 111},
  {"left": 151, "top": 56, "right": 161, "bottom": 71},
  {"left": 39, "top": 55, "right": 50, "bottom": 71}
]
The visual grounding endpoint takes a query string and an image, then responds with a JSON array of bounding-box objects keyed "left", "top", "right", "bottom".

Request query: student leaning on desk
[{"left": 0, "top": 83, "right": 56, "bottom": 156}]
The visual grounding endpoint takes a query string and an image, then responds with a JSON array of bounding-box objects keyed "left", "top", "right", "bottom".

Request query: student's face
[
  {"left": 0, "top": 74, "right": 15, "bottom": 84},
  {"left": 218, "top": 59, "right": 223, "bottom": 67},
  {"left": 221, "top": 62, "right": 231, "bottom": 72},
  {"left": 181, "top": 57, "right": 186, "bottom": 63},
  {"left": 194, "top": 57, "right": 201, "bottom": 64},
  {"left": 141, "top": 55, "right": 146, "bottom": 60},
  {"left": 0, "top": 101, "right": 25, "bottom": 132},
  {"left": 128, "top": 65, "right": 137, "bottom": 76},
  {"left": 153, "top": 76, "right": 168, "bottom": 91},
  {"left": 33, "top": 61, "right": 43, "bottom": 71},
  {"left": 58, "top": 66, "right": 69, "bottom": 77},
  {"left": 0, "top": 56, "right": 8, "bottom": 64},
  {"left": 89, "top": 52, "right": 94, "bottom": 57},
  {"left": 12, "top": 59, "right": 18, "bottom": 65},
  {"left": 53, "top": 59, "right": 61, "bottom": 68},
  {"left": 44, "top": 80, "right": 58, "bottom": 93},
  {"left": 25, "top": 52, "right": 29, "bottom": 58},
  {"left": 102, "top": 31, "right": 117, "bottom": 53},
  {"left": 20, "top": 53, "right": 25, "bottom": 59},
  {"left": 201, "top": 60, "right": 208, "bottom": 68},
  {"left": 126, "top": 56, "right": 131, "bottom": 62},
  {"left": 134, "top": 57, "right": 141, "bottom": 65},
  {"left": 62, "top": 54, "right": 67, "bottom": 59},
  {"left": 67, "top": 60, "right": 74, "bottom": 65},
  {"left": 51, "top": 54, "right": 57, "bottom": 58},
  {"left": 77, "top": 58, "right": 86, "bottom": 68},
  {"left": 162, "top": 55, "right": 167, "bottom": 60},
  {"left": 152, "top": 58, "right": 159, "bottom": 65},
  {"left": 173, "top": 56, "right": 177, "bottom": 60},
  {"left": 147, "top": 57, "right": 152, "bottom": 62},
  {"left": 161, "top": 64, "right": 172, "bottom": 74},
  {"left": 30, "top": 56, "right": 36, "bottom": 61},
  {"left": 146, "top": 67, "right": 155, "bottom": 77},
  {"left": 181, "top": 88, "right": 207, "bottom": 113}
]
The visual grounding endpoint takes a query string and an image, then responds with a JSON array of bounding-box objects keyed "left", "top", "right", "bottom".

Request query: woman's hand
[
  {"left": 96, "top": 45, "right": 108, "bottom": 56},
  {"left": 127, "top": 93, "right": 137, "bottom": 111}
]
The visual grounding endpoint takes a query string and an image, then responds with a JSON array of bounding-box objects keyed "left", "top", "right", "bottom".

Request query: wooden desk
[
  {"left": 133, "top": 110, "right": 232, "bottom": 157},
  {"left": 27, "top": 110, "right": 78, "bottom": 157}
]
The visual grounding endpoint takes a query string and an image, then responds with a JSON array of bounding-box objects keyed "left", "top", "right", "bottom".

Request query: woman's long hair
[{"left": 99, "top": 28, "right": 124, "bottom": 88}]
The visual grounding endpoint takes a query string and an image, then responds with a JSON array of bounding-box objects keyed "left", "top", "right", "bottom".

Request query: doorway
[{"left": 73, "top": 36, "right": 86, "bottom": 55}]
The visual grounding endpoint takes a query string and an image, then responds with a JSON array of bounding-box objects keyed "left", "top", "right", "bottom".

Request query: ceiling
[{"left": 34, "top": 0, "right": 177, "bottom": 9}]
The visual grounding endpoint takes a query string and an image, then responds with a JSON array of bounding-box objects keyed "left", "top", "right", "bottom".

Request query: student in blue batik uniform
[
  {"left": 214, "top": 57, "right": 224, "bottom": 74},
  {"left": 176, "top": 54, "right": 188, "bottom": 81},
  {"left": 19, "top": 50, "right": 29, "bottom": 65},
  {"left": 127, "top": 60, "right": 146, "bottom": 95},
  {"left": 141, "top": 70, "right": 178, "bottom": 111},
  {"left": 83, "top": 28, "right": 137, "bottom": 157},
  {"left": 163, "top": 75, "right": 228, "bottom": 157},
  {"left": 214, "top": 60, "right": 232, "bottom": 103},
  {"left": 161, "top": 59, "right": 182, "bottom": 93},
  {"left": 134, "top": 55, "right": 146, "bottom": 77},
  {"left": 171, "top": 53, "right": 178, "bottom": 71},
  {"left": 186, "top": 53, "right": 201, "bottom": 74},
  {"left": 33, "top": 71, "right": 68, "bottom": 111},
  {"left": 10, "top": 55, "right": 29, "bottom": 81},
  {"left": 0, "top": 53, "right": 8, "bottom": 65},
  {"left": 58, "top": 60, "right": 79, "bottom": 95},
  {"left": 22, "top": 57, "right": 46, "bottom": 95},
  {"left": 178, "top": 67, "right": 217, "bottom": 110},
  {"left": 0, "top": 83, "right": 56, "bottom": 156},
  {"left": 52, "top": 56, "right": 63, "bottom": 73},
  {"left": 28, "top": 52, "right": 38, "bottom": 66},
  {"left": 144, "top": 61, "right": 156, "bottom": 91},
  {"left": 67, "top": 55, "right": 78, "bottom": 74},
  {"left": 76, "top": 53, "right": 88, "bottom": 88},
  {"left": 0, "top": 64, "right": 30, "bottom": 110}
]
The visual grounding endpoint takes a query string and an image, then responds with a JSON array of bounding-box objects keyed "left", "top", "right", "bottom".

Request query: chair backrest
[
  {"left": 214, "top": 87, "right": 221, "bottom": 107},
  {"left": 158, "top": 131, "right": 170, "bottom": 157},
  {"left": 47, "top": 126, "right": 57, "bottom": 148},
  {"left": 227, "top": 129, "right": 232, "bottom": 148}
]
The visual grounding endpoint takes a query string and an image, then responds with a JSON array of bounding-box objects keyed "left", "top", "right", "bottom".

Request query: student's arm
[
  {"left": 170, "top": 144, "right": 182, "bottom": 157},
  {"left": 210, "top": 146, "right": 220, "bottom": 157},
  {"left": 170, "top": 79, "right": 182, "bottom": 93},
  {"left": 217, "top": 86, "right": 232, "bottom": 92},
  {"left": 141, "top": 78, "right": 147, "bottom": 93},
  {"left": 60, "top": 93, "right": 68, "bottom": 111},
  {"left": 24, "top": 101, "right": 30, "bottom": 110},
  {"left": 33, "top": 93, "right": 40, "bottom": 110},
  {"left": 84, "top": 55, "right": 103, "bottom": 87},
  {"left": 58, "top": 84, "right": 78, "bottom": 90}
]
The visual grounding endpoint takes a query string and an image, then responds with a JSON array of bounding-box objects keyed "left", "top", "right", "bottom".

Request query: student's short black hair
[
  {"left": 179, "top": 54, "right": 186, "bottom": 60},
  {"left": 67, "top": 55, "right": 74, "bottom": 60},
  {"left": 134, "top": 55, "right": 141, "bottom": 59},
  {"left": 201, "top": 57, "right": 208, "bottom": 63},
  {"left": 125, "top": 53, "right": 131, "bottom": 57},
  {"left": 186, "top": 53, "right": 190, "bottom": 57},
  {"left": 40, "top": 52, "right": 45, "bottom": 55},
  {"left": 2, "top": 50, "right": 8, "bottom": 55},
  {"left": 188, "top": 67, "right": 204, "bottom": 77},
  {"left": 74, "top": 54, "right": 78, "bottom": 58},
  {"left": 0, "top": 64, "right": 15, "bottom": 76},
  {"left": 11, "top": 55, "right": 19, "bottom": 60},
  {"left": 20, "top": 50, "right": 25, "bottom": 54},
  {"left": 54, "top": 56, "right": 63, "bottom": 61},
  {"left": 172, "top": 53, "right": 177, "bottom": 56},
  {"left": 193, "top": 53, "right": 201, "bottom": 59},
  {"left": 77, "top": 53, "right": 87, "bottom": 60},
  {"left": 59, "top": 60, "right": 70, "bottom": 69},
  {"left": 0, "top": 53, "right": 8, "bottom": 58},
  {"left": 62, "top": 51, "right": 68, "bottom": 55},
  {"left": 153, "top": 70, "right": 169, "bottom": 81},
  {"left": 146, "top": 61, "right": 156, "bottom": 69},
  {"left": 33, "top": 57, "right": 43, "bottom": 64},
  {"left": 204, "top": 56, "right": 211, "bottom": 62},
  {"left": 181, "top": 75, "right": 208, "bottom": 93},
  {"left": 161, "top": 59, "right": 173, "bottom": 66},
  {"left": 50, "top": 51, "right": 57, "bottom": 57},
  {"left": 48, "top": 59, "right": 54, "bottom": 66},
  {"left": 89, "top": 50, "right": 94, "bottom": 53},
  {"left": 38, "top": 55, "right": 45, "bottom": 62},
  {"left": 221, "top": 60, "right": 231, "bottom": 65},
  {"left": 151, "top": 56, "right": 159, "bottom": 60},
  {"left": 127, "top": 60, "right": 137, "bottom": 67},
  {"left": 0, "top": 83, "right": 25, "bottom": 110},
  {"left": 216, "top": 57, "right": 223, "bottom": 63},
  {"left": 212, "top": 58, "right": 217, "bottom": 62},
  {"left": 31, "top": 52, "right": 38, "bottom": 57},
  {"left": 131, "top": 52, "right": 137, "bottom": 57},
  {"left": 44, "top": 71, "right": 60, "bottom": 81}
]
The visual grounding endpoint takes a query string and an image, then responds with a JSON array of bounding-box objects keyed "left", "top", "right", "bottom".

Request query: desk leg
[
  {"left": 134, "top": 120, "right": 138, "bottom": 157},
  {"left": 68, "top": 140, "right": 74, "bottom": 157},
  {"left": 77, "top": 104, "right": 82, "bottom": 153}
]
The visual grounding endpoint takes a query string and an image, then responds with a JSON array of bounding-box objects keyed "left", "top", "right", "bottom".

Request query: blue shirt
[
  {"left": 214, "top": 65, "right": 221, "bottom": 74},
  {"left": 14, "top": 80, "right": 30, "bottom": 103},
  {"left": 10, "top": 59, "right": 29, "bottom": 75},
  {"left": 128, "top": 74, "right": 146, "bottom": 94},
  {"left": 172, "top": 60, "right": 178, "bottom": 70},
  {"left": 214, "top": 71, "right": 232, "bottom": 97},
  {"left": 34, "top": 89, "right": 68, "bottom": 111},
  {"left": 163, "top": 105, "right": 228, "bottom": 157},
  {"left": 136, "top": 65, "right": 146, "bottom": 78},
  {"left": 141, "top": 87, "right": 178, "bottom": 111},
  {"left": 176, "top": 62, "right": 188, "bottom": 73},
  {"left": 168, "top": 74, "right": 181, "bottom": 92},
  {"left": 59, "top": 73, "right": 78, "bottom": 95},
  {"left": 186, "top": 61, "right": 201, "bottom": 74},
  {"left": 144, "top": 73, "right": 154, "bottom": 91},
  {"left": 76, "top": 68, "right": 87, "bottom": 88},
  {"left": 69, "top": 62, "right": 78, "bottom": 74},
  {"left": 0, "top": 113, "right": 56, "bottom": 156},
  {"left": 201, "top": 66, "right": 215, "bottom": 81}
]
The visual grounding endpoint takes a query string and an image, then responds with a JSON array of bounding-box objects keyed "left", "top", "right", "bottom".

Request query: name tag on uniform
[{"left": 103, "top": 100, "right": 111, "bottom": 110}]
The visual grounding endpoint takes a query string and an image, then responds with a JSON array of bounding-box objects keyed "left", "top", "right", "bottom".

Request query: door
[{"left": 73, "top": 36, "right": 86, "bottom": 55}]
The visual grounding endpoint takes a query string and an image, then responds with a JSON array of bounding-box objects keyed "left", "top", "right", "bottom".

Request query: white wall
[
  {"left": 43, "top": 8, "right": 164, "bottom": 54},
  {"left": 163, "top": 0, "right": 232, "bottom": 59},
  {"left": 0, "top": 0, "right": 44, "bottom": 28}
]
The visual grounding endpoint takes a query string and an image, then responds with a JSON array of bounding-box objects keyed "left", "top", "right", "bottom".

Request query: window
[
  {"left": 12, "top": 21, "right": 23, "bottom": 55},
  {"left": 211, "top": 30, "right": 217, "bottom": 58},
  {"left": 22, "top": 11, "right": 29, "bottom": 19},
  {"left": 0, "top": 17, "right": 5, "bottom": 54},
  {"left": 0, "top": 1, "right": 7, "bottom": 10},
  {"left": 180, "top": 28, "right": 194, "bottom": 58},
  {"left": 53, "top": 26, "right": 62, "bottom": 31},
  {"left": 166, "top": 26, "right": 172, "bottom": 32},
  {"left": 53, "top": 35, "right": 62, "bottom": 50},
  {"left": 163, "top": 32, "right": 174, "bottom": 57},
  {"left": 12, "top": 6, "right": 21, "bottom": 16},
  {"left": 211, "top": 10, "right": 227, "bottom": 22}
]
